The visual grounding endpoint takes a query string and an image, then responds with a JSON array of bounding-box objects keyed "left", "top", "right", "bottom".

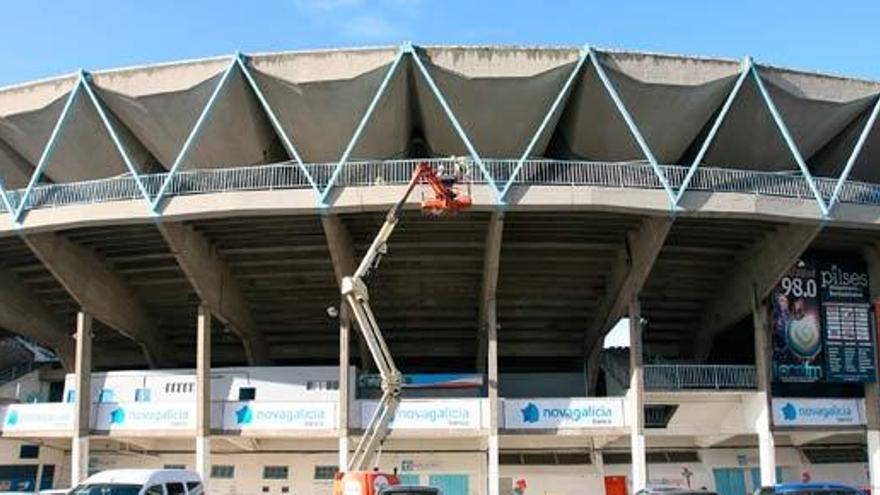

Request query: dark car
[
  {"left": 756, "top": 482, "right": 862, "bottom": 495},
  {"left": 380, "top": 486, "right": 441, "bottom": 495},
  {"left": 636, "top": 488, "right": 718, "bottom": 495}
]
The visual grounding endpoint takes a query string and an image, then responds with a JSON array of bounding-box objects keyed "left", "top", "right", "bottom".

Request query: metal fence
[
  {"left": 643, "top": 364, "right": 757, "bottom": 390},
  {"left": 2, "top": 158, "right": 879, "bottom": 213}
]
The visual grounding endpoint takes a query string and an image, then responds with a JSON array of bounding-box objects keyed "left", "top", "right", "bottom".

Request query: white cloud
[{"left": 293, "top": 0, "right": 423, "bottom": 42}]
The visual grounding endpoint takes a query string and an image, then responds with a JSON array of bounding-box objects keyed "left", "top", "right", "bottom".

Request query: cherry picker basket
[{"left": 418, "top": 158, "right": 473, "bottom": 215}]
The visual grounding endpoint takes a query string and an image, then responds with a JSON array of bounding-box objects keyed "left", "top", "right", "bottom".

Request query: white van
[{"left": 69, "top": 470, "right": 202, "bottom": 495}]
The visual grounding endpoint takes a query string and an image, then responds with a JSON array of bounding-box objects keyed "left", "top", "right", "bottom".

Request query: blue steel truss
[
  {"left": 235, "top": 52, "right": 320, "bottom": 194},
  {"left": 827, "top": 94, "right": 880, "bottom": 212},
  {"left": 150, "top": 57, "right": 239, "bottom": 213},
  {"left": 673, "top": 58, "right": 751, "bottom": 207},
  {"left": 2, "top": 44, "right": 879, "bottom": 223},
  {"left": 318, "top": 45, "right": 407, "bottom": 206},
  {"left": 749, "top": 58, "right": 829, "bottom": 217},
  {"left": 499, "top": 47, "right": 588, "bottom": 201},
  {"left": 11, "top": 75, "right": 84, "bottom": 223},
  {"left": 585, "top": 46, "right": 677, "bottom": 205}
]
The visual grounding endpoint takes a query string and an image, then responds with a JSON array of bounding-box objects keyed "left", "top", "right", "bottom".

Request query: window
[
  {"left": 263, "top": 466, "right": 290, "bottom": 480},
  {"left": 211, "top": 465, "right": 235, "bottom": 479},
  {"left": 314, "top": 465, "right": 338, "bottom": 480},
  {"left": 135, "top": 388, "right": 152, "bottom": 402},
  {"left": 166, "top": 482, "right": 185, "bottom": 495},
  {"left": 306, "top": 380, "right": 339, "bottom": 391},
  {"left": 186, "top": 481, "right": 203, "bottom": 495},
  {"left": 66, "top": 390, "right": 76, "bottom": 403},
  {"left": 19, "top": 444, "right": 39, "bottom": 459},
  {"left": 98, "top": 389, "right": 116, "bottom": 403},
  {"left": 644, "top": 405, "right": 678, "bottom": 428},
  {"left": 802, "top": 447, "right": 867, "bottom": 464},
  {"left": 145, "top": 485, "right": 164, "bottom": 495},
  {"left": 73, "top": 484, "right": 143, "bottom": 495},
  {"left": 238, "top": 387, "right": 256, "bottom": 401},
  {"left": 163, "top": 464, "right": 185, "bottom": 470}
]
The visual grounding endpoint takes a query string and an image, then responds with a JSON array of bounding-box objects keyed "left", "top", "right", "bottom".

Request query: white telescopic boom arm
[{"left": 342, "top": 168, "right": 425, "bottom": 472}]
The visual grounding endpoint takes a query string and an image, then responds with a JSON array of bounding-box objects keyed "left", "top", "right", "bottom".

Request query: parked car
[
  {"left": 39, "top": 490, "right": 71, "bottom": 495},
  {"left": 69, "top": 470, "right": 202, "bottom": 495},
  {"left": 756, "top": 482, "right": 862, "bottom": 495},
  {"left": 636, "top": 487, "right": 718, "bottom": 495},
  {"left": 380, "top": 486, "right": 441, "bottom": 495}
]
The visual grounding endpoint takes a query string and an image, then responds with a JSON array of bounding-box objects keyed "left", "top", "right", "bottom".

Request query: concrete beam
[
  {"left": 583, "top": 216, "right": 672, "bottom": 372},
  {"left": 71, "top": 311, "right": 92, "bottom": 486},
  {"left": 223, "top": 436, "right": 259, "bottom": 451},
  {"left": 695, "top": 222, "right": 822, "bottom": 359},
  {"left": 477, "top": 213, "right": 504, "bottom": 372},
  {"left": 24, "top": 232, "right": 173, "bottom": 368},
  {"left": 790, "top": 431, "right": 842, "bottom": 446},
  {"left": 0, "top": 266, "right": 74, "bottom": 370},
  {"left": 195, "top": 305, "right": 211, "bottom": 483},
  {"left": 321, "top": 215, "right": 371, "bottom": 370},
  {"left": 695, "top": 434, "right": 737, "bottom": 448},
  {"left": 158, "top": 222, "right": 270, "bottom": 365}
]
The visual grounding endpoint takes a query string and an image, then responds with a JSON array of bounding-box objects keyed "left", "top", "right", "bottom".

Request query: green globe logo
[{"left": 786, "top": 315, "right": 821, "bottom": 358}]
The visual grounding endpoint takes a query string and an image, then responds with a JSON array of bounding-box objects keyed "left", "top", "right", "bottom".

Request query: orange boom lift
[{"left": 332, "top": 162, "right": 471, "bottom": 495}]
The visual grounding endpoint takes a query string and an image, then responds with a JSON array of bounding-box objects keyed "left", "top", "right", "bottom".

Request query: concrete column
[
  {"left": 71, "top": 311, "right": 92, "bottom": 486},
  {"left": 195, "top": 306, "right": 211, "bottom": 483},
  {"left": 487, "top": 302, "right": 499, "bottom": 495},
  {"left": 628, "top": 300, "right": 646, "bottom": 493},
  {"left": 339, "top": 300, "right": 351, "bottom": 470},
  {"left": 864, "top": 247, "right": 880, "bottom": 494},
  {"left": 752, "top": 295, "right": 776, "bottom": 486}
]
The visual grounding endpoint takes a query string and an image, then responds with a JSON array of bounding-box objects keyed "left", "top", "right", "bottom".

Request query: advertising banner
[
  {"left": 94, "top": 402, "right": 195, "bottom": 431},
  {"left": 359, "top": 373, "right": 484, "bottom": 389},
  {"left": 772, "top": 398, "right": 865, "bottom": 426},
  {"left": 818, "top": 258, "right": 875, "bottom": 382},
  {"left": 221, "top": 401, "right": 335, "bottom": 430},
  {"left": 771, "top": 254, "right": 876, "bottom": 383},
  {"left": 0, "top": 403, "right": 74, "bottom": 432},
  {"left": 771, "top": 258, "right": 824, "bottom": 383},
  {"left": 360, "top": 400, "right": 482, "bottom": 429},
  {"left": 503, "top": 398, "right": 626, "bottom": 429}
]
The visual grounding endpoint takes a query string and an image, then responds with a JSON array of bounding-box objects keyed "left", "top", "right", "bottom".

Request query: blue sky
[{"left": 1, "top": 1, "right": 879, "bottom": 87}]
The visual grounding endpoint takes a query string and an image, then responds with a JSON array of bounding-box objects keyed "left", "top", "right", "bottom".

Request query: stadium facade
[{"left": 0, "top": 43, "right": 880, "bottom": 495}]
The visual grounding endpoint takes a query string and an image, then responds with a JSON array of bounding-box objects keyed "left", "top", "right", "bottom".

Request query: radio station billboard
[{"left": 771, "top": 253, "right": 876, "bottom": 384}]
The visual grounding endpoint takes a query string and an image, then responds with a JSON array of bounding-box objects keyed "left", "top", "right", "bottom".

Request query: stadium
[{"left": 0, "top": 43, "right": 879, "bottom": 495}]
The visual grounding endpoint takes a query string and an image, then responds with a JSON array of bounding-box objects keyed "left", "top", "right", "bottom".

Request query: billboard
[{"left": 771, "top": 254, "right": 876, "bottom": 384}]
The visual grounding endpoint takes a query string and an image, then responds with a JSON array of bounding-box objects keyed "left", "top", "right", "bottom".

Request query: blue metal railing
[
  {"left": 0, "top": 158, "right": 877, "bottom": 214},
  {"left": 643, "top": 364, "right": 757, "bottom": 390}
]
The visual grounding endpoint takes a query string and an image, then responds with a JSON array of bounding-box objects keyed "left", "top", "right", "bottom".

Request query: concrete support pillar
[
  {"left": 864, "top": 246, "right": 880, "bottom": 494},
  {"left": 71, "top": 311, "right": 92, "bottom": 486},
  {"left": 628, "top": 300, "right": 646, "bottom": 493},
  {"left": 585, "top": 344, "right": 602, "bottom": 396},
  {"left": 339, "top": 300, "right": 351, "bottom": 470},
  {"left": 195, "top": 306, "right": 211, "bottom": 483},
  {"left": 487, "top": 301, "right": 499, "bottom": 495},
  {"left": 752, "top": 295, "right": 776, "bottom": 487}
]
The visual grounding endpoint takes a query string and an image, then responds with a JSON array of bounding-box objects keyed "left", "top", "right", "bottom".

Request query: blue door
[
  {"left": 0, "top": 465, "right": 38, "bottom": 492},
  {"left": 750, "top": 468, "right": 784, "bottom": 491},
  {"left": 428, "top": 474, "right": 469, "bottom": 495},
  {"left": 39, "top": 465, "right": 56, "bottom": 490},
  {"left": 399, "top": 474, "right": 420, "bottom": 485},
  {"left": 714, "top": 468, "right": 747, "bottom": 495}
]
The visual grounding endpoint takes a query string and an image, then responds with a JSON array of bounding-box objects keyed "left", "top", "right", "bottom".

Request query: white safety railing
[
  {"left": 1, "top": 158, "right": 878, "bottom": 213},
  {"left": 643, "top": 364, "right": 757, "bottom": 390}
]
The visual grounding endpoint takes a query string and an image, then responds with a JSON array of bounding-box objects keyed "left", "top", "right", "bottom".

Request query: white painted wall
[
  {"left": 0, "top": 369, "right": 49, "bottom": 402},
  {"left": 86, "top": 451, "right": 486, "bottom": 495},
  {"left": 0, "top": 439, "right": 69, "bottom": 489},
  {"left": 62, "top": 366, "right": 355, "bottom": 404}
]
